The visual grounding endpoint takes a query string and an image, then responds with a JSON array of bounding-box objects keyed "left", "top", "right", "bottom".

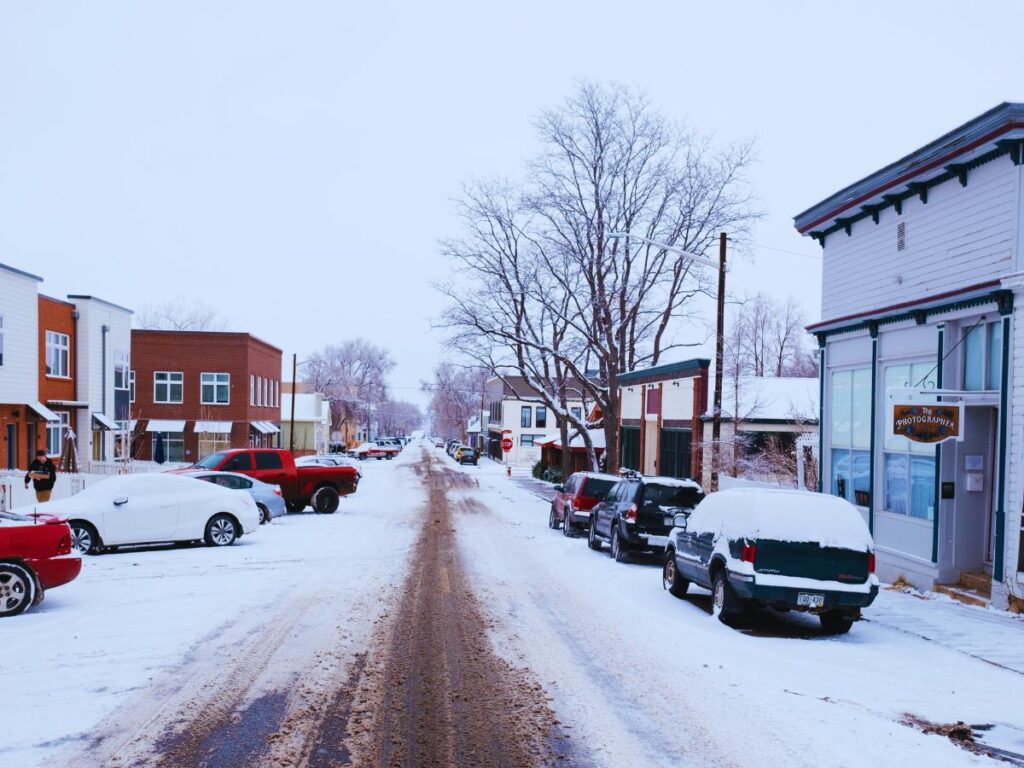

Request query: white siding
[
  {"left": 0, "top": 270, "right": 39, "bottom": 404},
  {"left": 661, "top": 377, "right": 695, "bottom": 420},
  {"left": 821, "top": 156, "right": 1019, "bottom": 321}
]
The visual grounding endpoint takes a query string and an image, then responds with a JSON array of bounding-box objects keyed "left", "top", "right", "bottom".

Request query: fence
[{"left": 0, "top": 461, "right": 191, "bottom": 511}]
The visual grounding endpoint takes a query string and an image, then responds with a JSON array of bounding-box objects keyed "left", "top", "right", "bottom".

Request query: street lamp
[{"left": 607, "top": 231, "right": 728, "bottom": 491}]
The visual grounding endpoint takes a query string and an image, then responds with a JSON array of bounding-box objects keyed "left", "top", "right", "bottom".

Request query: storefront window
[
  {"left": 964, "top": 321, "right": 1003, "bottom": 391},
  {"left": 152, "top": 432, "right": 185, "bottom": 463},
  {"left": 883, "top": 362, "right": 936, "bottom": 520},
  {"left": 830, "top": 368, "right": 871, "bottom": 506}
]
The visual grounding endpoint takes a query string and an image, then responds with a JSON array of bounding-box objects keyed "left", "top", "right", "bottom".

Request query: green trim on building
[
  {"left": 818, "top": 340, "right": 826, "bottom": 493},
  {"left": 868, "top": 327, "right": 878, "bottom": 535},
  {"left": 994, "top": 314, "right": 1011, "bottom": 581}
]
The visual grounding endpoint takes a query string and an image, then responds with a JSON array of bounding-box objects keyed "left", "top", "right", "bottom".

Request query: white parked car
[{"left": 17, "top": 473, "right": 260, "bottom": 555}]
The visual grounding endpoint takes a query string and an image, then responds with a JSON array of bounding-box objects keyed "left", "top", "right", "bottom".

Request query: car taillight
[
  {"left": 625, "top": 503, "right": 637, "bottom": 522},
  {"left": 868, "top": 553, "right": 876, "bottom": 573},
  {"left": 274, "top": 486, "right": 283, "bottom": 496},
  {"left": 57, "top": 534, "right": 71, "bottom": 555},
  {"left": 741, "top": 543, "right": 757, "bottom": 563}
]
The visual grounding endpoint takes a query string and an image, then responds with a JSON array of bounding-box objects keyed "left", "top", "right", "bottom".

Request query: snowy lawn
[
  {"left": 453, "top": 455, "right": 1024, "bottom": 767},
  {"left": 0, "top": 452, "right": 425, "bottom": 768}
]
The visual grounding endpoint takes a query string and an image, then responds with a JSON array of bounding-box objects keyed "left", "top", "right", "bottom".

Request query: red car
[
  {"left": 188, "top": 448, "right": 359, "bottom": 513},
  {"left": 548, "top": 472, "right": 620, "bottom": 538},
  {"left": 0, "top": 511, "right": 81, "bottom": 617}
]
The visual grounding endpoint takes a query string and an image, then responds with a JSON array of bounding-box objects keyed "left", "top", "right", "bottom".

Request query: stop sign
[{"left": 501, "top": 437, "right": 513, "bottom": 452}]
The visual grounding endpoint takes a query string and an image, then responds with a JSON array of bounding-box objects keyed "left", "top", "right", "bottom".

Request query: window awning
[
  {"left": 47, "top": 400, "right": 91, "bottom": 409},
  {"left": 262, "top": 422, "right": 281, "bottom": 434},
  {"left": 146, "top": 419, "right": 186, "bottom": 433},
  {"left": 194, "top": 420, "right": 233, "bottom": 434},
  {"left": 250, "top": 420, "right": 273, "bottom": 435},
  {"left": 92, "top": 412, "right": 118, "bottom": 431},
  {"left": 28, "top": 401, "right": 60, "bottom": 423}
]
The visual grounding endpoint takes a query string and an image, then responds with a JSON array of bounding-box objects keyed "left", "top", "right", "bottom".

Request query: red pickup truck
[{"left": 189, "top": 448, "right": 359, "bottom": 514}]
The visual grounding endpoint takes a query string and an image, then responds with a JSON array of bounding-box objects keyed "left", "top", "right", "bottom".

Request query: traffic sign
[{"left": 501, "top": 437, "right": 513, "bottom": 452}]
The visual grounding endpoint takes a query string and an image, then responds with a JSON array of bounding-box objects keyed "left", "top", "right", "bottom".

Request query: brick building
[
  {"left": 130, "top": 331, "right": 283, "bottom": 463},
  {"left": 38, "top": 295, "right": 79, "bottom": 458}
]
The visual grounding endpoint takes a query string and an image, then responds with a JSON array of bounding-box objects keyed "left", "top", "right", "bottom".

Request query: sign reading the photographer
[{"left": 891, "top": 403, "right": 962, "bottom": 444}]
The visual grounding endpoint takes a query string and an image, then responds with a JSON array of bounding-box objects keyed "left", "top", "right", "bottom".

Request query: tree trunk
[
  {"left": 603, "top": 385, "right": 619, "bottom": 473},
  {"left": 559, "top": 418, "right": 571, "bottom": 479}
]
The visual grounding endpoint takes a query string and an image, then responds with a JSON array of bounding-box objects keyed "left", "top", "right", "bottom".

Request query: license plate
[{"left": 797, "top": 592, "right": 825, "bottom": 608}]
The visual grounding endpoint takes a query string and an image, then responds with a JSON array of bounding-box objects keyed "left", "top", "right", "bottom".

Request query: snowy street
[{"left": 2, "top": 442, "right": 1023, "bottom": 767}]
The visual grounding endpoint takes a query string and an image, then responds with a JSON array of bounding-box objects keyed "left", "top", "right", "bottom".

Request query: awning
[
  {"left": 194, "top": 420, "right": 233, "bottom": 434},
  {"left": 145, "top": 419, "right": 186, "bottom": 433},
  {"left": 92, "top": 412, "right": 118, "bottom": 431},
  {"left": 262, "top": 422, "right": 281, "bottom": 434},
  {"left": 27, "top": 401, "right": 60, "bottom": 423},
  {"left": 250, "top": 421, "right": 273, "bottom": 435},
  {"left": 47, "top": 400, "right": 91, "bottom": 409}
]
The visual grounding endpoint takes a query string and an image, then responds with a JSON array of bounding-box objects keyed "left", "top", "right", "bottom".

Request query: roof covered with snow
[
  {"left": 702, "top": 376, "right": 818, "bottom": 423},
  {"left": 538, "top": 428, "right": 606, "bottom": 451},
  {"left": 281, "top": 393, "right": 330, "bottom": 423}
]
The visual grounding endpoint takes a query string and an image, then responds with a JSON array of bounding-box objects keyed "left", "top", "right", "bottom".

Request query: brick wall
[{"left": 38, "top": 296, "right": 76, "bottom": 403}]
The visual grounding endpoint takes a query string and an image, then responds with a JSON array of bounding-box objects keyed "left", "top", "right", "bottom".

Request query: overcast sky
[{"left": 2, "top": 2, "right": 1021, "bottom": 406}]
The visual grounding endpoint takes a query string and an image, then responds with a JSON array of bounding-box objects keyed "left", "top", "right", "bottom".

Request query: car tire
[
  {"left": 548, "top": 505, "right": 560, "bottom": 530},
  {"left": 663, "top": 550, "right": 689, "bottom": 598},
  {"left": 819, "top": 611, "right": 854, "bottom": 635},
  {"left": 610, "top": 526, "right": 629, "bottom": 563},
  {"left": 562, "top": 514, "right": 576, "bottom": 538},
  {"left": 587, "top": 516, "right": 602, "bottom": 551},
  {"left": 0, "top": 562, "right": 36, "bottom": 618},
  {"left": 70, "top": 521, "right": 101, "bottom": 555},
  {"left": 711, "top": 570, "right": 745, "bottom": 627},
  {"left": 257, "top": 504, "right": 271, "bottom": 525},
  {"left": 312, "top": 486, "right": 340, "bottom": 514},
  {"left": 204, "top": 514, "right": 239, "bottom": 547},
  {"left": 286, "top": 500, "right": 307, "bottom": 513},
  {"left": 386, "top": 454, "right": 393, "bottom": 460}
]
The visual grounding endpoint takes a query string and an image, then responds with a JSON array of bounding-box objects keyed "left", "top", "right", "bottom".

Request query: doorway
[
  {"left": 6, "top": 424, "right": 16, "bottom": 470},
  {"left": 26, "top": 423, "right": 36, "bottom": 467},
  {"left": 951, "top": 406, "right": 997, "bottom": 575}
]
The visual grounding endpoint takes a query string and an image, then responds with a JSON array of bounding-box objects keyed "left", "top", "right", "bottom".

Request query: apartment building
[{"left": 130, "top": 330, "right": 283, "bottom": 462}]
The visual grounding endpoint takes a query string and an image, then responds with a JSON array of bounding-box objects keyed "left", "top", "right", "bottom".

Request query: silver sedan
[{"left": 181, "top": 470, "right": 287, "bottom": 524}]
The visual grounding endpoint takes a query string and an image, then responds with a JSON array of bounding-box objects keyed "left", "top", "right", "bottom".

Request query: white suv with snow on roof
[{"left": 662, "top": 488, "right": 879, "bottom": 634}]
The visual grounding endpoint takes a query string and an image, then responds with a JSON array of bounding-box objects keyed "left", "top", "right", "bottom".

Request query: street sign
[{"left": 501, "top": 437, "right": 513, "bottom": 452}]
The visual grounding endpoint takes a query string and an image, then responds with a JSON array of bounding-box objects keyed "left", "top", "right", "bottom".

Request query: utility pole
[
  {"left": 710, "top": 232, "right": 727, "bottom": 492},
  {"left": 289, "top": 353, "right": 297, "bottom": 455}
]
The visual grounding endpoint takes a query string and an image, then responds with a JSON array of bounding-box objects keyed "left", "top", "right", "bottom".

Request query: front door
[
  {"left": 643, "top": 420, "right": 658, "bottom": 475},
  {"left": 6, "top": 424, "right": 16, "bottom": 470},
  {"left": 25, "top": 423, "right": 36, "bottom": 467},
  {"left": 951, "top": 406, "right": 996, "bottom": 575}
]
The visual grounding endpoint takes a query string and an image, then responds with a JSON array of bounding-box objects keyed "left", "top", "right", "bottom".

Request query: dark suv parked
[
  {"left": 548, "top": 472, "right": 619, "bottom": 537},
  {"left": 587, "top": 474, "right": 704, "bottom": 562}
]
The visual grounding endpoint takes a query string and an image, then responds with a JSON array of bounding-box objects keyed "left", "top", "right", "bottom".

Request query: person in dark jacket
[{"left": 25, "top": 449, "right": 57, "bottom": 503}]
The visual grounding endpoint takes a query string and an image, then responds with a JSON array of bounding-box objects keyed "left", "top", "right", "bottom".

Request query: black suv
[{"left": 587, "top": 473, "right": 704, "bottom": 562}]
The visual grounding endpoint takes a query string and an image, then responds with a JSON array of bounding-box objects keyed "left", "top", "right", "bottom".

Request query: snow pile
[{"left": 687, "top": 488, "right": 873, "bottom": 551}]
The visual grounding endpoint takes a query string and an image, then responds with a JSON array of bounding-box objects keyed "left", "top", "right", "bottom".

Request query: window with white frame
[
  {"left": 46, "top": 412, "right": 70, "bottom": 456},
  {"left": 256, "top": 376, "right": 262, "bottom": 407},
  {"left": 129, "top": 370, "right": 136, "bottom": 403},
  {"left": 829, "top": 367, "right": 871, "bottom": 506},
  {"left": 570, "top": 406, "right": 582, "bottom": 420},
  {"left": 152, "top": 431, "right": 185, "bottom": 462},
  {"left": 154, "top": 371, "right": 184, "bottom": 403},
  {"left": 520, "top": 406, "right": 532, "bottom": 428},
  {"left": 113, "top": 351, "right": 129, "bottom": 390},
  {"left": 45, "top": 331, "right": 70, "bottom": 377},
  {"left": 201, "top": 372, "right": 230, "bottom": 405},
  {"left": 963, "top": 320, "right": 1003, "bottom": 391},
  {"left": 882, "top": 362, "right": 937, "bottom": 520},
  {"left": 250, "top": 375, "right": 255, "bottom": 405},
  {"left": 519, "top": 434, "right": 545, "bottom": 447}
]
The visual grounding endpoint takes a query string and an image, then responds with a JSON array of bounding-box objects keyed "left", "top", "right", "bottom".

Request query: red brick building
[
  {"left": 38, "top": 295, "right": 81, "bottom": 457},
  {"left": 129, "top": 331, "right": 283, "bottom": 463}
]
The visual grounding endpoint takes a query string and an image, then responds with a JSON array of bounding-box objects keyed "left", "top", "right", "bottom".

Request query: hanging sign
[{"left": 891, "top": 403, "right": 962, "bottom": 444}]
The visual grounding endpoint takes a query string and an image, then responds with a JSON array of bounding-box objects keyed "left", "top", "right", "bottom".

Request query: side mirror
[
  {"left": 672, "top": 512, "right": 689, "bottom": 529},
  {"left": 113, "top": 495, "right": 129, "bottom": 506},
  {"left": 553, "top": 484, "right": 564, "bottom": 492}
]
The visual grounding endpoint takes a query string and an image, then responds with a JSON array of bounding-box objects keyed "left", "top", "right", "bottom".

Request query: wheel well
[
  {"left": 211, "top": 512, "right": 241, "bottom": 532},
  {"left": 313, "top": 482, "right": 338, "bottom": 493},
  {"left": 68, "top": 519, "right": 101, "bottom": 541},
  {"left": 709, "top": 556, "right": 727, "bottom": 580}
]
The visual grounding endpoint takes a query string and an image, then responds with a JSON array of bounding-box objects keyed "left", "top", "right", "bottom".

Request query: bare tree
[
  {"left": 302, "top": 339, "right": 394, "bottom": 441},
  {"left": 136, "top": 298, "right": 228, "bottom": 331},
  {"left": 377, "top": 400, "right": 423, "bottom": 437},
  {"left": 440, "top": 81, "right": 758, "bottom": 471},
  {"left": 424, "top": 362, "right": 488, "bottom": 441},
  {"left": 727, "top": 293, "right": 816, "bottom": 378}
]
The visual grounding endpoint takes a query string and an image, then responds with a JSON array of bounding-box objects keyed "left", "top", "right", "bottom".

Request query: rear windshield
[
  {"left": 580, "top": 478, "right": 615, "bottom": 500},
  {"left": 194, "top": 451, "right": 230, "bottom": 469},
  {"left": 642, "top": 483, "right": 703, "bottom": 509}
]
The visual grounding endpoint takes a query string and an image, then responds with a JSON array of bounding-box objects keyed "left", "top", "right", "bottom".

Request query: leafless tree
[
  {"left": 423, "top": 362, "right": 488, "bottom": 441},
  {"left": 377, "top": 400, "right": 423, "bottom": 437},
  {"left": 135, "top": 298, "right": 228, "bottom": 331},
  {"left": 302, "top": 339, "right": 394, "bottom": 441},
  {"left": 726, "top": 293, "right": 816, "bottom": 378},
  {"left": 439, "top": 81, "right": 758, "bottom": 472}
]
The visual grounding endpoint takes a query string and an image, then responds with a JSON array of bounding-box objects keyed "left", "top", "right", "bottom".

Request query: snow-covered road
[{"left": 4, "top": 444, "right": 1024, "bottom": 767}]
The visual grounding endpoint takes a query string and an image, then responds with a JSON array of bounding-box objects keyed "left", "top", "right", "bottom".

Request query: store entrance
[{"left": 951, "top": 406, "right": 997, "bottom": 576}]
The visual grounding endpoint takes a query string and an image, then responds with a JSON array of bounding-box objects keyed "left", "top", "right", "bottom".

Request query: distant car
[
  {"left": 0, "top": 511, "right": 81, "bottom": 617},
  {"left": 181, "top": 470, "right": 287, "bottom": 524},
  {"left": 18, "top": 473, "right": 261, "bottom": 555},
  {"left": 549, "top": 472, "right": 619, "bottom": 537},
  {"left": 587, "top": 474, "right": 704, "bottom": 562},
  {"left": 454, "top": 445, "right": 478, "bottom": 465},
  {"left": 434, "top": 438, "right": 445, "bottom": 448},
  {"left": 352, "top": 442, "right": 399, "bottom": 461},
  {"left": 663, "top": 488, "right": 878, "bottom": 634}
]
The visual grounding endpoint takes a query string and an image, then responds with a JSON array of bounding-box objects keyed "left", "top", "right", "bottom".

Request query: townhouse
[
  {"left": 484, "top": 376, "right": 587, "bottom": 467},
  {"left": 793, "top": 102, "right": 1024, "bottom": 609},
  {"left": 130, "top": 331, "right": 283, "bottom": 462}
]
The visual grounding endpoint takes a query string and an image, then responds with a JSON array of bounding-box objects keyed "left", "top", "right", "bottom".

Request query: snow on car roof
[
  {"left": 571, "top": 471, "right": 620, "bottom": 481},
  {"left": 640, "top": 475, "right": 703, "bottom": 490},
  {"left": 688, "top": 488, "right": 873, "bottom": 551}
]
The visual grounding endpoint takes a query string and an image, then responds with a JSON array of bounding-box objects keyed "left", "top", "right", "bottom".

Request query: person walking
[{"left": 25, "top": 449, "right": 57, "bottom": 503}]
